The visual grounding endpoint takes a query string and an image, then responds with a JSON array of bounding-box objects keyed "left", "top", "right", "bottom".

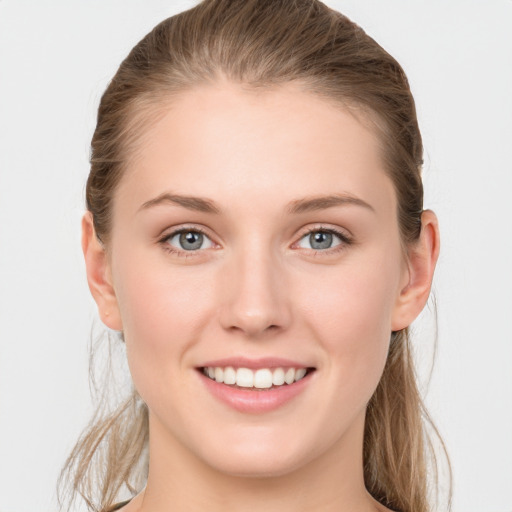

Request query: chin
[
  {"left": 190, "top": 426, "right": 325, "bottom": 479},
  {"left": 204, "top": 449, "right": 309, "bottom": 479}
]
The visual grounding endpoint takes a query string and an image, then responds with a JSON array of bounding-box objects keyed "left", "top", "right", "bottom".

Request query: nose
[{"left": 219, "top": 245, "right": 291, "bottom": 338}]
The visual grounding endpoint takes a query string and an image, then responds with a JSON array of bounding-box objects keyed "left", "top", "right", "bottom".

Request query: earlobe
[
  {"left": 391, "top": 210, "right": 440, "bottom": 331},
  {"left": 81, "top": 212, "right": 123, "bottom": 331}
]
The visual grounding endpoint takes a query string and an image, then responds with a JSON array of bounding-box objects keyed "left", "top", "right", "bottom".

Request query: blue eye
[
  {"left": 297, "top": 230, "right": 344, "bottom": 250},
  {"left": 166, "top": 230, "right": 214, "bottom": 251}
]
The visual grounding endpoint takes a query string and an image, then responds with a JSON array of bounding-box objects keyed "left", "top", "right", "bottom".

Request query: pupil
[
  {"left": 180, "top": 231, "right": 203, "bottom": 250},
  {"left": 310, "top": 231, "right": 332, "bottom": 250}
]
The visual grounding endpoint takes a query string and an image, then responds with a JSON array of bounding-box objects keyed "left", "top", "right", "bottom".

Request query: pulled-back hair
[{"left": 59, "top": 1, "right": 450, "bottom": 511}]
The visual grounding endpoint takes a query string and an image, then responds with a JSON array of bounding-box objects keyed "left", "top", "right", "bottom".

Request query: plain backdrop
[{"left": 0, "top": 1, "right": 511, "bottom": 511}]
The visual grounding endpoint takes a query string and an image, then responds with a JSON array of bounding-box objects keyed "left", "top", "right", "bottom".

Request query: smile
[
  {"left": 197, "top": 362, "right": 316, "bottom": 414},
  {"left": 202, "top": 366, "right": 310, "bottom": 389}
]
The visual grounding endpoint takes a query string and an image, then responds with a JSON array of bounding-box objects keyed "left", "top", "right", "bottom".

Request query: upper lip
[{"left": 198, "top": 356, "right": 314, "bottom": 370}]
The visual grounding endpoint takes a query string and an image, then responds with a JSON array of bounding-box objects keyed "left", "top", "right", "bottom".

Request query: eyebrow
[
  {"left": 139, "top": 193, "right": 221, "bottom": 214},
  {"left": 286, "top": 194, "right": 375, "bottom": 214},
  {"left": 138, "top": 192, "right": 374, "bottom": 215}
]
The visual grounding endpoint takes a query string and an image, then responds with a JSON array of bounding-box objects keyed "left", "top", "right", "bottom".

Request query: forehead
[{"left": 115, "top": 81, "right": 396, "bottom": 218}]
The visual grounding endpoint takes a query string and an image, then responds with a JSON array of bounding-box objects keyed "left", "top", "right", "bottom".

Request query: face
[{"left": 103, "top": 82, "right": 412, "bottom": 477}]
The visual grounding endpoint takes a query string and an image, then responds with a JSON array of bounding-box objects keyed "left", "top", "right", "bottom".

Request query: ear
[
  {"left": 81, "top": 212, "right": 123, "bottom": 331},
  {"left": 391, "top": 210, "right": 440, "bottom": 331}
]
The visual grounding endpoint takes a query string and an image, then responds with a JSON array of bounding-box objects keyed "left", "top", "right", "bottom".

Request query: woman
[{"left": 59, "top": 1, "right": 448, "bottom": 511}]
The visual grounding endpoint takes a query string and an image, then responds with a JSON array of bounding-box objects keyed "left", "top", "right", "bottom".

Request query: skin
[{"left": 83, "top": 81, "right": 439, "bottom": 512}]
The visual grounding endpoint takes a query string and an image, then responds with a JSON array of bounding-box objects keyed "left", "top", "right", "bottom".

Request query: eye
[
  {"left": 297, "top": 229, "right": 347, "bottom": 251},
  {"left": 165, "top": 229, "right": 214, "bottom": 251}
]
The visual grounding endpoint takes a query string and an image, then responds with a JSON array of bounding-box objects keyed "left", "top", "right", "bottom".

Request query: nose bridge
[{"left": 219, "top": 237, "right": 290, "bottom": 337}]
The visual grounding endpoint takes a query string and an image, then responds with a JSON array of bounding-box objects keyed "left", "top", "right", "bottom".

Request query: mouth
[
  {"left": 199, "top": 366, "right": 316, "bottom": 390},
  {"left": 196, "top": 357, "right": 317, "bottom": 413}
]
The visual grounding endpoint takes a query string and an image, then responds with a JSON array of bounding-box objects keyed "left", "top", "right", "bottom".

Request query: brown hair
[{"left": 59, "top": 1, "right": 450, "bottom": 510}]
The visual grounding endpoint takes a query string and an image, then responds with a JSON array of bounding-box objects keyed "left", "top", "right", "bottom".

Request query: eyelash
[
  {"left": 158, "top": 226, "right": 213, "bottom": 258},
  {"left": 158, "top": 225, "right": 353, "bottom": 257},
  {"left": 295, "top": 226, "right": 353, "bottom": 254}
]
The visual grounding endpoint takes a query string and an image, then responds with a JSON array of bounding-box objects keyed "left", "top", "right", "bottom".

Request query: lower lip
[{"left": 198, "top": 370, "right": 315, "bottom": 414}]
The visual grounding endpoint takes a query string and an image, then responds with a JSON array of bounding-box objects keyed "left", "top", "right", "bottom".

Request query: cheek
[
  {"left": 111, "top": 250, "right": 216, "bottom": 390},
  {"left": 296, "top": 250, "right": 403, "bottom": 393},
  {"left": 301, "top": 256, "right": 400, "bottom": 336}
]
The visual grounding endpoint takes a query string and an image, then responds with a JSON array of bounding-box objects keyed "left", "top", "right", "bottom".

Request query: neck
[{"left": 133, "top": 412, "right": 384, "bottom": 512}]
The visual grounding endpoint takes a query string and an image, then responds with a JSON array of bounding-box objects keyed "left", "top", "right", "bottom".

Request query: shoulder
[
  {"left": 105, "top": 490, "right": 145, "bottom": 512},
  {"left": 104, "top": 501, "right": 132, "bottom": 512}
]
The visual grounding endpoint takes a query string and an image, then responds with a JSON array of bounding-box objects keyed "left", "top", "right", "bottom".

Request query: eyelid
[
  {"left": 158, "top": 223, "right": 216, "bottom": 241},
  {"left": 156, "top": 223, "right": 353, "bottom": 256},
  {"left": 291, "top": 224, "right": 353, "bottom": 251},
  {"left": 158, "top": 224, "right": 220, "bottom": 255}
]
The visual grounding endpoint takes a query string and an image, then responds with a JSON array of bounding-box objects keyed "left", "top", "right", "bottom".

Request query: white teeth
[
  {"left": 236, "top": 368, "right": 254, "bottom": 387},
  {"left": 284, "top": 368, "right": 295, "bottom": 385},
  {"left": 203, "top": 366, "right": 310, "bottom": 388},
  {"left": 294, "top": 368, "right": 307, "bottom": 381},
  {"left": 254, "top": 369, "right": 273, "bottom": 389},
  {"left": 223, "top": 366, "right": 236, "bottom": 385},
  {"left": 272, "top": 367, "right": 285, "bottom": 386},
  {"left": 214, "top": 367, "right": 224, "bottom": 383}
]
